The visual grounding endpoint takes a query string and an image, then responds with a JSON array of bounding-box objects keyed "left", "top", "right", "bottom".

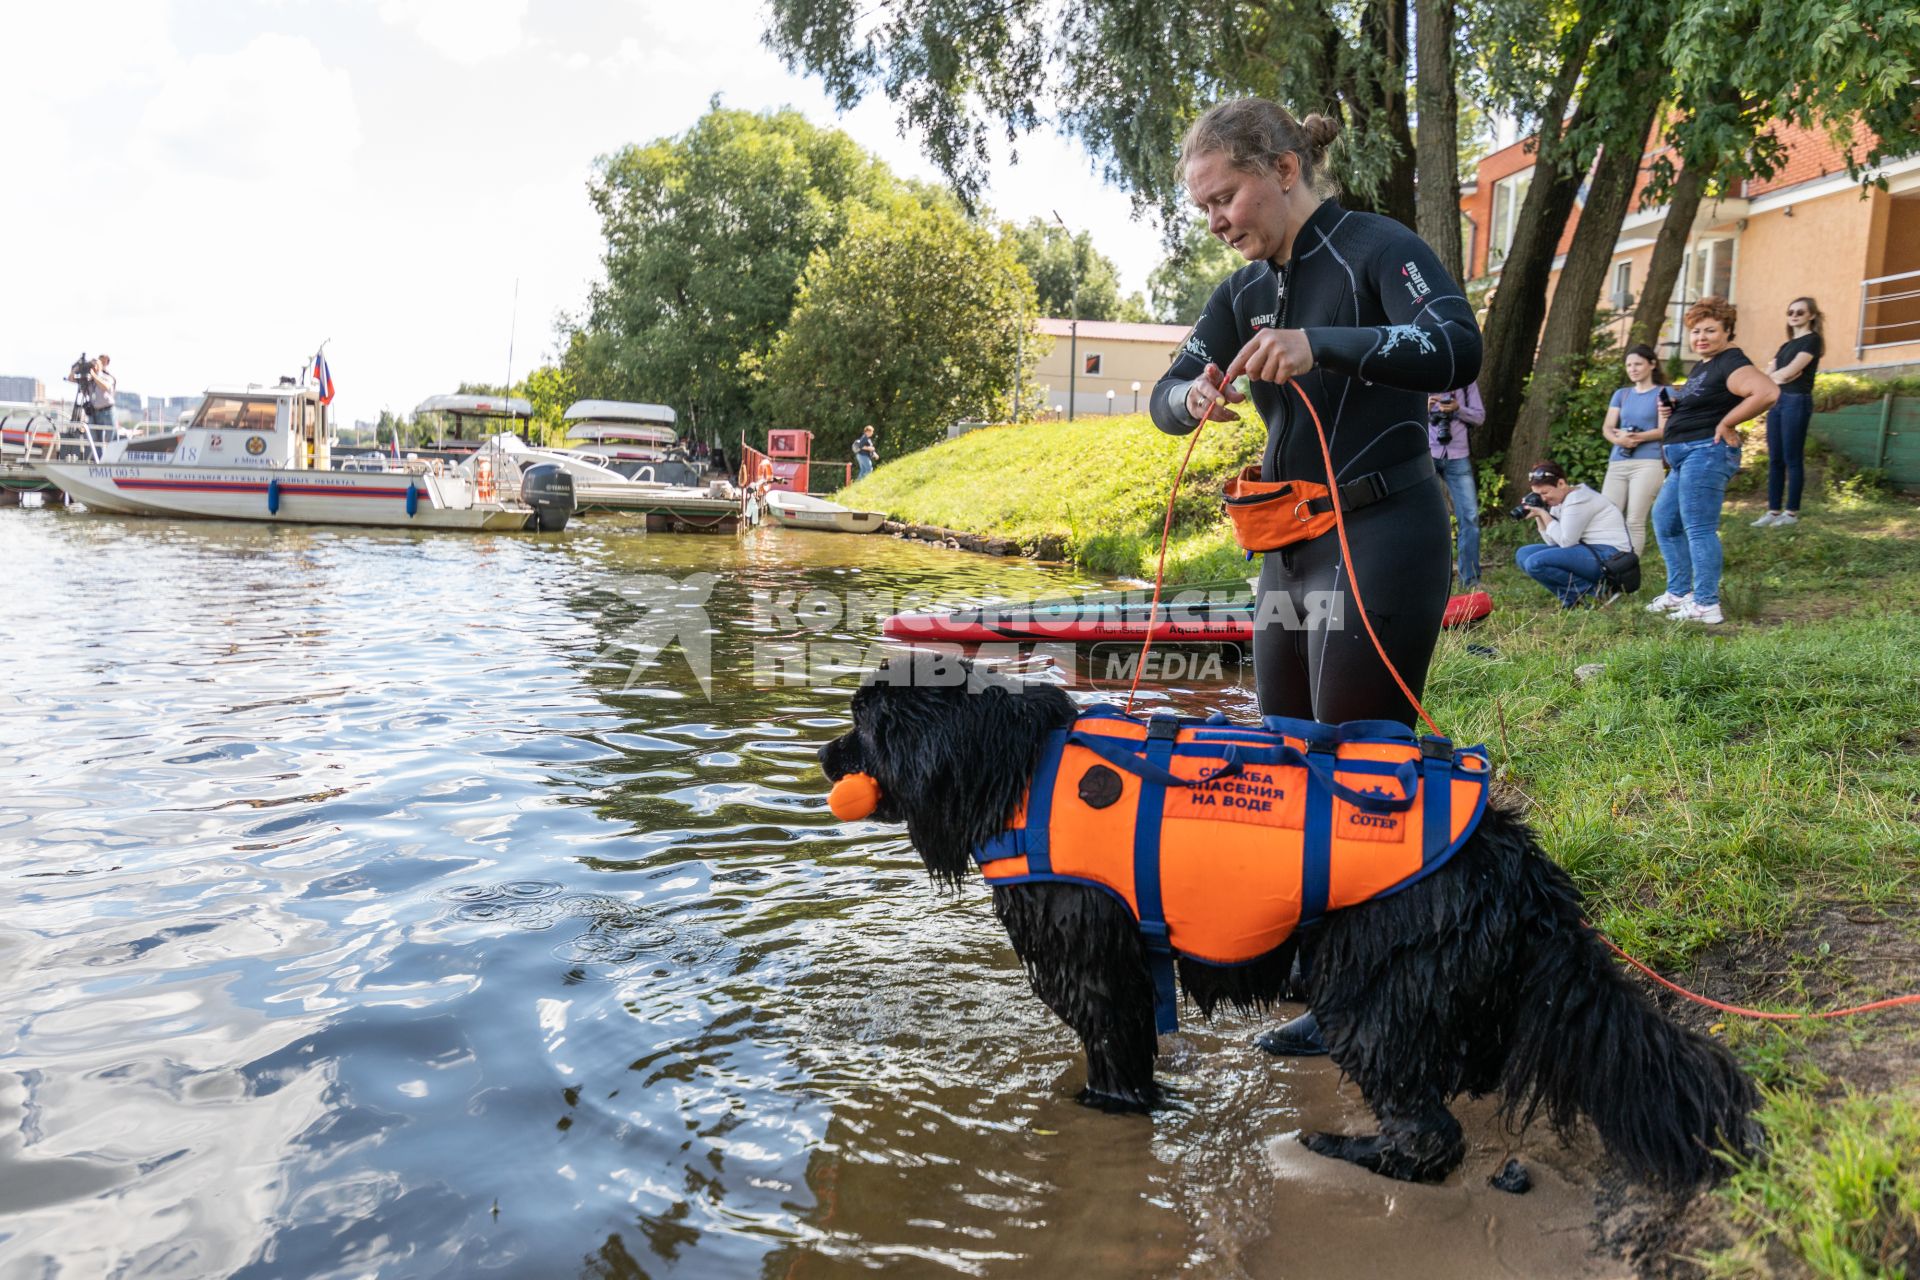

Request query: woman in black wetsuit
[
  {"left": 1152, "top": 98, "right": 1482, "bottom": 1058},
  {"left": 1152, "top": 99, "right": 1482, "bottom": 730}
]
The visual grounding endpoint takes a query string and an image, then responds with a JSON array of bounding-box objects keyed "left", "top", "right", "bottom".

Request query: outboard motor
[{"left": 520, "top": 463, "right": 576, "bottom": 532}]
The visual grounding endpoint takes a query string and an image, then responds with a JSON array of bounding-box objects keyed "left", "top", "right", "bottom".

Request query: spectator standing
[
  {"left": 853, "top": 425, "right": 879, "bottom": 479},
  {"left": 1427, "top": 380, "right": 1485, "bottom": 588},
  {"left": 1755, "top": 297, "right": 1824, "bottom": 528},
  {"left": 1599, "top": 344, "right": 1667, "bottom": 554},
  {"left": 1514, "top": 460, "right": 1631, "bottom": 607},
  {"left": 1645, "top": 297, "right": 1779, "bottom": 625}
]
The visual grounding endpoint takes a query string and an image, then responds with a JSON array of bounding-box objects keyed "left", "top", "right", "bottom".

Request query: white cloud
[
  {"left": 378, "top": 0, "right": 528, "bottom": 65},
  {"left": 131, "top": 34, "right": 362, "bottom": 184}
]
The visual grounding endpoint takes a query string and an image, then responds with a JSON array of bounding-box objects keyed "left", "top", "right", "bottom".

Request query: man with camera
[
  {"left": 66, "top": 353, "right": 117, "bottom": 427},
  {"left": 1427, "top": 380, "right": 1485, "bottom": 589},
  {"left": 1512, "top": 460, "right": 1633, "bottom": 607}
]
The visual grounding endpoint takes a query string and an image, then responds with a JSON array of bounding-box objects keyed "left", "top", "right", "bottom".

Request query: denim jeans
[
  {"left": 1765, "top": 392, "right": 1812, "bottom": 512},
  {"left": 1434, "top": 454, "right": 1481, "bottom": 585},
  {"left": 855, "top": 454, "right": 874, "bottom": 479},
  {"left": 1515, "top": 542, "right": 1618, "bottom": 607},
  {"left": 1652, "top": 439, "right": 1742, "bottom": 607}
]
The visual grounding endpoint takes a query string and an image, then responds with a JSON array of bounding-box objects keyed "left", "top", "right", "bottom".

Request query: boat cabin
[
  {"left": 111, "top": 382, "right": 330, "bottom": 470},
  {"left": 414, "top": 393, "right": 534, "bottom": 452}
]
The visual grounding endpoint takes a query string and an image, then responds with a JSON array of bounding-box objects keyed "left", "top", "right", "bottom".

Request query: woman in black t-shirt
[
  {"left": 1755, "top": 296, "right": 1825, "bottom": 527},
  {"left": 1645, "top": 297, "right": 1779, "bottom": 625}
]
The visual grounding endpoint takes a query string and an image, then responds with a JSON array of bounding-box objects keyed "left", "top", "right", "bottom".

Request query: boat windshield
[{"left": 193, "top": 397, "right": 281, "bottom": 432}]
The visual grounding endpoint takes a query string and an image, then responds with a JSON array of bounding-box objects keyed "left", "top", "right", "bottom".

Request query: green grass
[
  {"left": 836, "top": 410, "right": 1261, "bottom": 580},
  {"left": 849, "top": 420, "right": 1920, "bottom": 1275}
]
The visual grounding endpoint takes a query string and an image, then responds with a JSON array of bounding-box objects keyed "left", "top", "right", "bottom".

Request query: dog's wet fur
[{"left": 820, "top": 654, "right": 1760, "bottom": 1187}]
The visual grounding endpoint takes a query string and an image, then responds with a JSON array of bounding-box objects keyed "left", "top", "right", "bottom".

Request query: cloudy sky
[{"left": 2, "top": 0, "right": 1171, "bottom": 427}]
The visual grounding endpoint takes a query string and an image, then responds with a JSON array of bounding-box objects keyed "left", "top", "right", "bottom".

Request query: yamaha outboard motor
[{"left": 520, "top": 463, "right": 575, "bottom": 532}]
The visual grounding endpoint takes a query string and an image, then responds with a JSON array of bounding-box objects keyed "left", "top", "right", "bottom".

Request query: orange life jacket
[{"left": 973, "top": 707, "right": 1491, "bottom": 1032}]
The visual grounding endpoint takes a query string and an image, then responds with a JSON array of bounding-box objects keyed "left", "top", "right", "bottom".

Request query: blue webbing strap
[
  {"left": 1134, "top": 714, "right": 1180, "bottom": 1034},
  {"left": 1299, "top": 740, "right": 1335, "bottom": 926},
  {"left": 1420, "top": 736, "right": 1453, "bottom": 865},
  {"left": 1022, "top": 728, "right": 1068, "bottom": 875}
]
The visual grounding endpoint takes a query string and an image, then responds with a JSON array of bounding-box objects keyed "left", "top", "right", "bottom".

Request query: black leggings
[{"left": 1252, "top": 473, "right": 1452, "bottom": 728}]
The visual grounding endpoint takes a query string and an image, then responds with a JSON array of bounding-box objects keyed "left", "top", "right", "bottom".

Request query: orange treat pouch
[
  {"left": 1221, "top": 466, "right": 1339, "bottom": 553},
  {"left": 829, "top": 773, "right": 883, "bottom": 821}
]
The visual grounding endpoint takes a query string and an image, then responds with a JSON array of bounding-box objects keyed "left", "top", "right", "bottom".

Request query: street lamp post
[
  {"left": 1106, "top": 388, "right": 1115, "bottom": 415},
  {"left": 1131, "top": 380, "right": 1141, "bottom": 413}
]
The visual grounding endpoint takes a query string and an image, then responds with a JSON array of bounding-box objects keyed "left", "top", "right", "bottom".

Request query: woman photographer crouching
[{"left": 1513, "top": 461, "right": 1631, "bottom": 607}]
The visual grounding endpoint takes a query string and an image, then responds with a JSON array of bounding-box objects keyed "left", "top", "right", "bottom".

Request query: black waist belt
[{"left": 1302, "top": 454, "right": 1437, "bottom": 518}]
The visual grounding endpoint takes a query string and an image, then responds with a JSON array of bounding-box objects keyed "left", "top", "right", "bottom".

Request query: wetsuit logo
[
  {"left": 1181, "top": 333, "right": 1210, "bottom": 361},
  {"left": 1400, "top": 261, "right": 1431, "bottom": 301},
  {"left": 1249, "top": 313, "right": 1276, "bottom": 329}
]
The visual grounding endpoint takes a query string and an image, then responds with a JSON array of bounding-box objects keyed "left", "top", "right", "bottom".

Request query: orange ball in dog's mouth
[{"left": 828, "top": 772, "right": 882, "bottom": 821}]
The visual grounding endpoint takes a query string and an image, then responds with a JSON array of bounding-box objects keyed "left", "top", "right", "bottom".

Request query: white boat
[
  {"left": 562, "top": 399, "right": 679, "bottom": 462},
  {"left": 33, "top": 382, "right": 574, "bottom": 532},
  {"left": 468, "top": 434, "right": 740, "bottom": 533},
  {"left": 762, "top": 490, "right": 888, "bottom": 534}
]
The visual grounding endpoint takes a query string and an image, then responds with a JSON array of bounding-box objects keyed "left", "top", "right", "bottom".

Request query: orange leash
[
  {"left": 1126, "top": 373, "right": 1918, "bottom": 1023},
  {"left": 1126, "top": 377, "right": 1439, "bottom": 737}
]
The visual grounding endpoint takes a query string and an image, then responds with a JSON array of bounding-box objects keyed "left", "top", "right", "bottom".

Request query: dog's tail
[{"left": 1500, "top": 853, "right": 1761, "bottom": 1189}]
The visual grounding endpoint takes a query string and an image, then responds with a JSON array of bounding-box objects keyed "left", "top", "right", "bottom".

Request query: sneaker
[
  {"left": 1751, "top": 512, "right": 1781, "bottom": 527},
  {"left": 1774, "top": 512, "right": 1799, "bottom": 526},
  {"left": 1646, "top": 591, "right": 1692, "bottom": 614},
  {"left": 1673, "top": 601, "right": 1725, "bottom": 625}
]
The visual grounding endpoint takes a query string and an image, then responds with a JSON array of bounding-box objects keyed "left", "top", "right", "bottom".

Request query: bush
[{"left": 1543, "top": 329, "right": 1625, "bottom": 488}]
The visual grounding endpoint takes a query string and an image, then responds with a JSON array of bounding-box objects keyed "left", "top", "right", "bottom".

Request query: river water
[{"left": 0, "top": 504, "right": 1619, "bottom": 1279}]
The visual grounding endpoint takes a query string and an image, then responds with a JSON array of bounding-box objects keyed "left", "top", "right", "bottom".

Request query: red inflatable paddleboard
[{"left": 883, "top": 589, "right": 1492, "bottom": 645}]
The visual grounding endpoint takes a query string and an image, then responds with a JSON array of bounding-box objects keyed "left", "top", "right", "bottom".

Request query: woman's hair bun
[{"left": 1301, "top": 113, "right": 1341, "bottom": 154}]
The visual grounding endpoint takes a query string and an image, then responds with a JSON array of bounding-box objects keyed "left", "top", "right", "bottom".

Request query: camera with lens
[
  {"left": 1507, "top": 492, "right": 1548, "bottom": 521},
  {"left": 70, "top": 352, "right": 95, "bottom": 386}
]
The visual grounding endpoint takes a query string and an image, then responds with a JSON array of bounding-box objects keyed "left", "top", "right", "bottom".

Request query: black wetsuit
[{"left": 1152, "top": 199, "right": 1482, "bottom": 727}]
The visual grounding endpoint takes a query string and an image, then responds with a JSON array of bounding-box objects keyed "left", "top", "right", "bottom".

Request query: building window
[
  {"left": 1083, "top": 353, "right": 1103, "bottom": 376},
  {"left": 1611, "top": 260, "right": 1633, "bottom": 310},
  {"left": 1460, "top": 213, "right": 1476, "bottom": 278},
  {"left": 1688, "top": 237, "right": 1734, "bottom": 302},
  {"left": 1488, "top": 167, "right": 1533, "bottom": 272}
]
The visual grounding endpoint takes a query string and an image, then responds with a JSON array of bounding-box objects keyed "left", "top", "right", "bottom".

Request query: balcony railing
[{"left": 1857, "top": 268, "right": 1920, "bottom": 357}]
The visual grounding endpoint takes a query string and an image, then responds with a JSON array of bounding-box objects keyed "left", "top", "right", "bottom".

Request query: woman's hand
[
  {"left": 1715, "top": 424, "right": 1745, "bottom": 447},
  {"left": 1184, "top": 364, "right": 1244, "bottom": 422},
  {"left": 1224, "top": 329, "right": 1314, "bottom": 387}
]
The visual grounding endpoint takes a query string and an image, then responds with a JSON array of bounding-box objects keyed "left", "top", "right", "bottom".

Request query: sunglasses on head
[{"left": 1528, "top": 469, "right": 1558, "bottom": 484}]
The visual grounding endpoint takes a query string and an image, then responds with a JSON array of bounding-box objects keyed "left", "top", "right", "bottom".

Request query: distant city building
[
  {"left": 0, "top": 375, "right": 45, "bottom": 402},
  {"left": 143, "top": 394, "right": 202, "bottom": 423},
  {"left": 115, "top": 390, "right": 143, "bottom": 412}
]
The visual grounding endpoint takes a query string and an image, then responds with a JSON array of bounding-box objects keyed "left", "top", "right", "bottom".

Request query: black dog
[{"left": 820, "top": 654, "right": 1759, "bottom": 1187}]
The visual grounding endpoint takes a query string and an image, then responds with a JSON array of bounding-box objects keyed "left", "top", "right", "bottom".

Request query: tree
[
  {"left": 764, "top": 0, "right": 1422, "bottom": 224},
  {"left": 1147, "top": 221, "right": 1243, "bottom": 324},
  {"left": 1004, "top": 218, "right": 1148, "bottom": 321},
  {"left": 754, "top": 195, "right": 1039, "bottom": 458},
  {"left": 1413, "top": 0, "right": 1464, "bottom": 288},
  {"left": 568, "top": 106, "right": 898, "bottom": 439}
]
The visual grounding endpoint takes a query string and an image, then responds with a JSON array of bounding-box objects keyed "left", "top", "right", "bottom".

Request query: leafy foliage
[
  {"left": 1147, "top": 220, "right": 1243, "bottom": 325},
  {"left": 754, "top": 195, "right": 1041, "bottom": 459},
  {"left": 569, "top": 107, "right": 898, "bottom": 440},
  {"left": 1003, "top": 217, "right": 1149, "bottom": 321}
]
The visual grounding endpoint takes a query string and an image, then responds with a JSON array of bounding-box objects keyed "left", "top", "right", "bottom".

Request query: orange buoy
[{"left": 828, "top": 773, "right": 882, "bottom": 821}]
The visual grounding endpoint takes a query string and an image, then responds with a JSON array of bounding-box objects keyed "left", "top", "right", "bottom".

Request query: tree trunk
[
  {"left": 1627, "top": 158, "right": 1709, "bottom": 350},
  {"left": 1473, "top": 22, "right": 1597, "bottom": 462},
  {"left": 1504, "top": 79, "right": 1666, "bottom": 495},
  {"left": 1413, "top": 0, "right": 1463, "bottom": 287},
  {"left": 1344, "top": 0, "right": 1418, "bottom": 228}
]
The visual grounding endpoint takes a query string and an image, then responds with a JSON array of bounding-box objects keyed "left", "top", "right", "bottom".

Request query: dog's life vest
[{"left": 972, "top": 707, "right": 1492, "bottom": 1033}]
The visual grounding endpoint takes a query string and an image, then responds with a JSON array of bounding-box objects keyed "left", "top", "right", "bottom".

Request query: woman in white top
[
  {"left": 1513, "top": 459, "right": 1631, "bottom": 607},
  {"left": 1599, "top": 344, "right": 1666, "bottom": 553}
]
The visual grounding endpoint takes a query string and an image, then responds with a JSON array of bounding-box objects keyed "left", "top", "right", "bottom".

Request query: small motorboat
[{"left": 762, "top": 490, "right": 888, "bottom": 534}]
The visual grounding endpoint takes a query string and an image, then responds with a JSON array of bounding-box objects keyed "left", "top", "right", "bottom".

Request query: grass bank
[
  {"left": 849, "top": 425, "right": 1920, "bottom": 1276},
  {"left": 837, "top": 410, "right": 1260, "bottom": 581}
]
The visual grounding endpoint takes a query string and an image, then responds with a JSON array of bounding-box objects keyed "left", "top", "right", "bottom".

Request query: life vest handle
[{"left": 1063, "top": 731, "right": 1419, "bottom": 814}]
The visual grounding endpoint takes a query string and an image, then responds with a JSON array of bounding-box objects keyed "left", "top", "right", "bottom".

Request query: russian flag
[{"left": 312, "top": 350, "right": 335, "bottom": 405}]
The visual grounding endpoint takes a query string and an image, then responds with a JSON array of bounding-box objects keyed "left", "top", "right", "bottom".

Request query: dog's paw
[
  {"left": 1301, "top": 1130, "right": 1459, "bottom": 1183},
  {"left": 1075, "top": 1084, "right": 1156, "bottom": 1115}
]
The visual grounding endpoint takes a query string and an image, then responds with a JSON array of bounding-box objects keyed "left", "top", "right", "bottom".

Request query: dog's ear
[{"left": 858, "top": 658, "right": 1075, "bottom": 884}]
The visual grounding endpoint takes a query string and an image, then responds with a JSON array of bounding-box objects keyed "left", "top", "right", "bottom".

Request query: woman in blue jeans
[
  {"left": 1646, "top": 297, "right": 1780, "bottom": 625},
  {"left": 1754, "top": 296, "right": 1824, "bottom": 528},
  {"left": 1514, "top": 460, "right": 1630, "bottom": 606}
]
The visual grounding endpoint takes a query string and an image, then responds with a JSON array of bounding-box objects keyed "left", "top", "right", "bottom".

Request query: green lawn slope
[{"left": 836, "top": 410, "right": 1262, "bottom": 582}]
